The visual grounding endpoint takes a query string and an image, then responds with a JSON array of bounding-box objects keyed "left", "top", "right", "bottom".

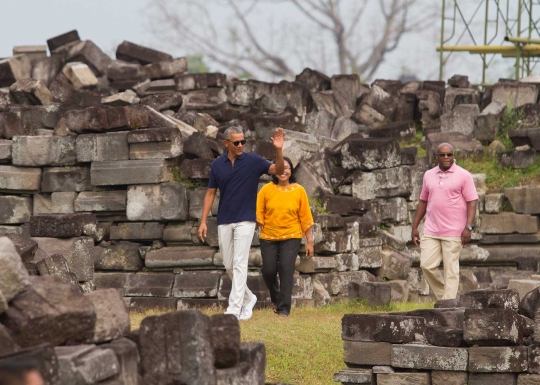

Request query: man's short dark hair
[
  {"left": 271, "top": 157, "right": 296, "bottom": 184},
  {"left": 0, "top": 358, "right": 40, "bottom": 385}
]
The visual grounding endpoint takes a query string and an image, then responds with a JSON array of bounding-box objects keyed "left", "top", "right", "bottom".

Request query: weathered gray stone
[
  {"left": 391, "top": 344, "right": 468, "bottom": 371},
  {"left": 163, "top": 222, "right": 194, "bottom": 243},
  {"left": 76, "top": 132, "right": 129, "bottom": 162},
  {"left": 441, "top": 104, "right": 480, "bottom": 136},
  {"left": 499, "top": 148, "right": 535, "bottom": 169},
  {"left": 0, "top": 196, "right": 32, "bottom": 224},
  {"left": 98, "top": 338, "right": 140, "bottom": 385},
  {"left": 348, "top": 282, "right": 392, "bottom": 306},
  {"left": 0, "top": 276, "right": 96, "bottom": 347},
  {"left": 139, "top": 310, "right": 216, "bottom": 385},
  {"left": 333, "top": 368, "right": 373, "bottom": 384},
  {"left": 0, "top": 236, "right": 30, "bottom": 302},
  {"left": 464, "top": 308, "right": 524, "bottom": 346},
  {"left": 485, "top": 193, "right": 504, "bottom": 214},
  {"left": 30, "top": 213, "right": 96, "bottom": 238},
  {"left": 94, "top": 241, "right": 143, "bottom": 271},
  {"left": 41, "top": 166, "right": 91, "bottom": 192},
  {"left": 12, "top": 135, "right": 76, "bottom": 166},
  {"left": 295, "top": 256, "right": 337, "bottom": 273},
  {"left": 505, "top": 187, "right": 540, "bottom": 215},
  {"left": 0, "top": 55, "right": 32, "bottom": 88},
  {"left": 127, "top": 183, "right": 188, "bottom": 221},
  {"left": 146, "top": 246, "right": 215, "bottom": 268},
  {"left": 74, "top": 190, "right": 127, "bottom": 212},
  {"left": 528, "top": 345, "right": 540, "bottom": 374},
  {"left": 431, "top": 371, "right": 468, "bottom": 385},
  {"left": 389, "top": 280, "right": 409, "bottom": 303},
  {"left": 492, "top": 81, "right": 538, "bottom": 108},
  {"left": 0, "top": 165, "right": 42, "bottom": 193},
  {"left": 304, "top": 110, "right": 336, "bottom": 138},
  {"left": 91, "top": 159, "right": 172, "bottom": 186},
  {"left": 62, "top": 62, "right": 98, "bottom": 90},
  {"left": 377, "top": 373, "right": 431, "bottom": 385},
  {"left": 509, "top": 128, "right": 540, "bottom": 151},
  {"left": 36, "top": 253, "right": 78, "bottom": 286},
  {"left": 342, "top": 314, "right": 424, "bottom": 343},
  {"left": 508, "top": 279, "right": 540, "bottom": 301},
  {"left": 116, "top": 40, "right": 173, "bottom": 65},
  {"left": 33, "top": 236, "right": 94, "bottom": 281},
  {"left": 315, "top": 230, "right": 351, "bottom": 254},
  {"left": 343, "top": 341, "right": 391, "bottom": 366},
  {"left": 376, "top": 247, "right": 411, "bottom": 280},
  {"left": 56, "top": 345, "right": 119, "bottom": 385},
  {"left": 9, "top": 78, "right": 53, "bottom": 105},
  {"left": 172, "top": 271, "right": 221, "bottom": 298},
  {"left": 84, "top": 289, "right": 130, "bottom": 344},
  {"left": 210, "top": 314, "right": 240, "bottom": 369},
  {"left": 128, "top": 130, "right": 183, "bottom": 160},
  {"left": 394, "top": 308, "right": 465, "bottom": 328},
  {"left": 124, "top": 272, "right": 174, "bottom": 297},
  {"left": 352, "top": 167, "right": 412, "bottom": 200},
  {"left": 469, "top": 346, "right": 528, "bottom": 372},
  {"left": 338, "top": 136, "right": 401, "bottom": 170},
  {"left": 475, "top": 101, "right": 507, "bottom": 142},
  {"left": 469, "top": 373, "right": 517, "bottom": 385},
  {"left": 479, "top": 213, "right": 538, "bottom": 234},
  {"left": 426, "top": 325, "right": 465, "bottom": 347},
  {"left": 110, "top": 222, "right": 164, "bottom": 240},
  {"left": 517, "top": 374, "right": 540, "bottom": 385},
  {"left": 443, "top": 87, "right": 480, "bottom": 113},
  {"left": 519, "top": 287, "right": 540, "bottom": 320},
  {"left": 460, "top": 289, "right": 520, "bottom": 310}
]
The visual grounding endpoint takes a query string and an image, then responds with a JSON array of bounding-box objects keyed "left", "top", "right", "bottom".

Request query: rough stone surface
[
  {"left": 84, "top": 288, "right": 130, "bottom": 344},
  {"left": 464, "top": 308, "right": 524, "bottom": 346},
  {"left": 391, "top": 344, "right": 468, "bottom": 371},
  {"left": 338, "top": 136, "right": 401, "bottom": 170},
  {"left": 0, "top": 236, "right": 30, "bottom": 302},
  {"left": 377, "top": 373, "right": 431, "bottom": 385},
  {"left": 210, "top": 314, "right": 240, "bottom": 369},
  {"left": 343, "top": 341, "right": 391, "bottom": 366},
  {"left": 0, "top": 165, "right": 42, "bottom": 193},
  {"left": 459, "top": 289, "right": 520, "bottom": 311},
  {"left": 469, "top": 346, "right": 528, "bottom": 372},
  {"left": 342, "top": 314, "right": 424, "bottom": 343}
]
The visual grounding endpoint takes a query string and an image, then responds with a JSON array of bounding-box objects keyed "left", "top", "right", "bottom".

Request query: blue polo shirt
[{"left": 208, "top": 152, "right": 272, "bottom": 225}]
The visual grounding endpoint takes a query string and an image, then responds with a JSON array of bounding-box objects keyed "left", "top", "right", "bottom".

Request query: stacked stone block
[{"left": 335, "top": 288, "right": 540, "bottom": 384}]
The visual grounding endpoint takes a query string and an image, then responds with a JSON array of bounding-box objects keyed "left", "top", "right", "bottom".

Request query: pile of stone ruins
[
  {"left": 2, "top": 28, "right": 540, "bottom": 381},
  {"left": 334, "top": 287, "right": 540, "bottom": 384}
]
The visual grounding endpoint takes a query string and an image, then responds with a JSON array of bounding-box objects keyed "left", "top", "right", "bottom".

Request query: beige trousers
[{"left": 419, "top": 235, "right": 463, "bottom": 300}]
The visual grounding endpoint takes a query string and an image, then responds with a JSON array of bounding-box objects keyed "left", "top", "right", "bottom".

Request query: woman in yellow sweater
[{"left": 256, "top": 157, "right": 314, "bottom": 317}]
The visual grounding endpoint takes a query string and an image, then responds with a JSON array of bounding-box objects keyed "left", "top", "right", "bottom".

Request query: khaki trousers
[
  {"left": 419, "top": 235, "right": 462, "bottom": 300},
  {"left": 218, "top": 221, "right": 256, "bottom": 314}
]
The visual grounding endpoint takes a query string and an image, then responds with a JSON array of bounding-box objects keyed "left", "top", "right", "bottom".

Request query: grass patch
[
  {"left": 497, "top": 101, "right": 524, "bottom": 149},
  {"left": 309, "top": 197, "right": 332, "bottom": 214},
  {"left": 130, "top": 300, "right": 433, "bottom": 385},
  {"left": 400, "top": 126, "right": 426, "bottom": 158},
  {"left": 457, "top": 151, "right": 540, "bottom": 193}
]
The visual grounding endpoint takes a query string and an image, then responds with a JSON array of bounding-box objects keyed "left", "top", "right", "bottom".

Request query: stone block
[
  {"left": 50, "top": 191, "right": 77, "bottom": 214},
  {"left": 475, "top": 101, "right": 506, "bottom": 142},
  {"left": 0, "top": 55, "right": 31, "bottom": 88},
  {"left": 441, "top": 104, "right": 479, "bottom": 136},
  {"left": 459, "top": 289, "right": 520, "bottom": 310},
  {"left": 352, "top": 167, "right": 412, "bottom": 200},
  {"left": 124, "top": 272, "right": 174, "bottom": 297},
  {"left": 172, "top": 271, "right": 221, "bottom": 298},
  {"left": 9, "top": 78, "right": 53, "bottom": 105},
  {"left": 128, "top": 130, "right": 183, "bottom": 160},
  {"left": 127, "top": 183, "right": 188, "bottom": 221},
  {"left": 33, "top": 236, "right": 94, "bottom": 281},
  {"left": 342, "top": 314, "right": 424, "bottom": 343},
  {"left": 376, "top": 247, "right": 411, "bottom": 280},
  {"left": 469, "top": 346, "right": 528, "bottom": 372},
  {"left": 469, "top": 373, "right": 517, "bottom": 385},
  {"left": 520, "top": 287, "right": 540, "bottom": 320},
  {"left": 391, "top": 344, "right": 468, "bottom": 371},
  {"left": 163, "top": 222, "right": 194, "bottom": 243},
  {"left": 116, "top": 40, "right": 173, "bottom": 65},
  {"left": 509, "top": 128, "right": 540, "bottom": 151},
  {"left": 492, "top": 81, "right": 539, "bottom": 108},
  {"left": 348, "top": 282, "right": 392, "bottom": 306},
  {"left": 529, "top": 345, "right": 540, "bottom": 374},
  {"left": 426, "top": 131, "right": 483, "bottom": 165},
  {"left": 499, "top": 148, "right": 535, "bottom": 169},
  {"left": 62, "top": 62, "right": 98, "bottom": 90},
  {"left": 210, "top": 314, "right": 240, "bottom": 369},
  {"left": 518, "top": 374, "right": 540, "bottom": 385},
  {"left": 351, "top": 103, "right": 386, "bottom": 127},
  {"left": 479, "top": 213, "right": 538, "bottom": 234},
  {"left": 431, "top": 371, "right": 469, "bottom": 385},
  {"left": 506, "top": 187, "right": 540, "bottom": 215},
  {"left": 343, "top": 341, "right": 391, "bottom": 366},
  {"left": 339, "top": 136, "right": 401, "bottom": 170},
  {"left": 56, "top": 345, "right": 119, "bottom": 385},
  {"left": 395, "top": 308, "right": 465, "bottom": 328},
  {"left": 36, "top": 253, "right": 78, "bottom": 286},
  {"left": 12, "top": 135, "right": 76, "bottom": 167},
  {"left": 94, "top": 241, "right": 143, "bottom": 271},
  {"left": 139, "top": 310, "right": 215, "bottom": 385},
  {"left": 1, "top": 276, "right": 95, "bottom": 347},
  {"left": 508, "top": 279, "right": 540, "bottom": 301},
  {"left": 0, "top": 236, "right": 30, "bottom": 303},
  {"left": 0, "top": 196, "right": 32, "bottom": 224},
  {"left": 315, "top": 230, "right": 351, "bottom": 254},
  {"left": 84, "top": 289, "right": 130, "bottom": 344},
  {"left": 0, "top": 165, "right": 42, "bottom": 193},
  {"left": 30, "top": 213, "right": 96, "bottom": 238},
  {"left": 145, "top": 246, "right": 214, "bottom": 268},
  {"left": 91, "top": 159, "right": 171, "bottom": 186},
  {"left": 485, "top": 193, "right": 504, "bottom": 214},
  {"left": 110, "top": 222, "right": 164, "bottom": 240},
  {"left": 0, "top": 139, "right": 12, "bottom": 162},
  {"left": 66, "top": 40, "right": 112, "bottom": 76},
  {"left": 426, "top": 325, "right": 465, "bottom": 347},
  {"left": 47, "top": 30, "right": 80, "bottom": 53},
  {"left": 74, "top": 191, "right": 127, "bottom": 212},
  {"left": 320, "top": 195, "right": 372, "bottom": 216},
  {"left": 41, "top": 166, "right": 91, "bottom": 192},
  {"left": 377, "top": 373, "right": 431, "bottom": 385},
  {"left": 295, "top": 256, "right": 337, "bottom": 273},
  {"left": 76, "top": 132, "right": 129, "bottom": 162},
  {"left": 443, "top": 87, "right": 480, "bottom": 113},
  {"left": 99, "top": 338, "right": 140, "bottom": 385},
  {"left": 333, "top": 368, "right": 373, "bottom": 384},
  {"left": 464, "top": 308, "right": 524, "bottom": 346}
]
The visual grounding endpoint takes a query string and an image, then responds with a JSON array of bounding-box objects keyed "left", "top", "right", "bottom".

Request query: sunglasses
[
  {"left": 437, "top": 153, "right": 454, "bottom": 158},
  {"left": 227, "top": 139, "right": 247, "bottom": 147}
]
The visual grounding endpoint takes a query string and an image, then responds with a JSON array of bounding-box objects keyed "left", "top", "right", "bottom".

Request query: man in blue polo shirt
[{"left": 198, "top": 126, "right": 285, "bottom": 320}]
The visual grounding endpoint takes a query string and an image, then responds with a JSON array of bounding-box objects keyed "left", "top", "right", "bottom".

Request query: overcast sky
[{"left": 0, "top": 0, "right": 520, "bottom": 84}]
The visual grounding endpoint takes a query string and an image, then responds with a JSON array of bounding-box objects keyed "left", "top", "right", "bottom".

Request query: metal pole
[
  {"left": 440, "top": 0, "right": 446, "bottom": 81},
  {"left": 483, "top": 0, "right": 490, "bottom": 86},
  {"left": 516, "top": 0, "right": 523, "bottom": 79}
]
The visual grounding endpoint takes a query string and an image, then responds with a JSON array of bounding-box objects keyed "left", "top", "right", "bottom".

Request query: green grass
[
  {"left": 130, "top": 300, "right": 433, "bottom": 385},
  {"left": 400, "top": 127, "right": 426, "bottom": 158},
  {"left": 457, "top": 151, "right": 540, "bottom": 193}
]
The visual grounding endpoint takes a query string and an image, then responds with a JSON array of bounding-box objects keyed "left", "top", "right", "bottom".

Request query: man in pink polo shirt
[{"left": 411, "top": 143, "right": 478, "bottom": 300}]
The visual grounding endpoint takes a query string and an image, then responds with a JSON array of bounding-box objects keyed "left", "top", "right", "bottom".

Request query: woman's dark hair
[{"left": 271, "top": 157, "right": 295, "bottom": 184}]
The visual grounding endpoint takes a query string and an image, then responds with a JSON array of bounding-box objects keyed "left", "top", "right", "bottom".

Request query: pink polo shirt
[{"left": 419, "top": 163, "right": 478, "bottom": 237}]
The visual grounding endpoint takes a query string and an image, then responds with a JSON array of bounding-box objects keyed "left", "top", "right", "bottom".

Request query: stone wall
[
  {"left": 1, "top": 30, "right": 540, "bottom": 319},
  {"left": 334, "top": 288, "right": 540, "bottom": 385}
]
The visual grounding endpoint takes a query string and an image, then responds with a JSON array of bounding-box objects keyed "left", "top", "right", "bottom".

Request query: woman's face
[{"left": 276, "top": 161, "right": 292, "bottom": 183}]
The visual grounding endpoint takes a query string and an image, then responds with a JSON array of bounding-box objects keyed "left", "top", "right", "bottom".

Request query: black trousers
[{"left": 259, "top": 238, "right": 301, "bottom": 316}]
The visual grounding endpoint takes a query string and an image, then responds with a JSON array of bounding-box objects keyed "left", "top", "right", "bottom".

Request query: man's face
[
  {"left": 436, "top": 145, "right": 454, "bottom": 171},
  {"left": 223, "top": 133, "right": 245, "bottom": 157},
  {"left": 26, "top": 370, "right": 45, "bottom": 385}
]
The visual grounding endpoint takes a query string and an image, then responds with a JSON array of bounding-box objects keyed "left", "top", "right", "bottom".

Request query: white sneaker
[
  {"left": 239, "top": 295, "right": 257, "bottom": 320},
  {"left": 224, "top": 310, "right": 239, "bottom": 320}
]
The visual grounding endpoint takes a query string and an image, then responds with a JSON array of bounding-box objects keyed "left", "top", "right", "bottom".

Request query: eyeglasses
[
  {"left": 227, "top": 139, "right": 247, "bottom": 147},
  {"left": 437, "top": 153, "right": 454, "bottom": 158}
]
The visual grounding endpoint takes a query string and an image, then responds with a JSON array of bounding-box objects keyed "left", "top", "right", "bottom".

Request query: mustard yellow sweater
[{"left": 256, "top": 183, "right": 314, "bottom": 240}]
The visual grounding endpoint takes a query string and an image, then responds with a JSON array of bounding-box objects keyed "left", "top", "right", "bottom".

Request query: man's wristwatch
[{"left": 465, "top": 226, "right": 473, "bottom": 231}]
